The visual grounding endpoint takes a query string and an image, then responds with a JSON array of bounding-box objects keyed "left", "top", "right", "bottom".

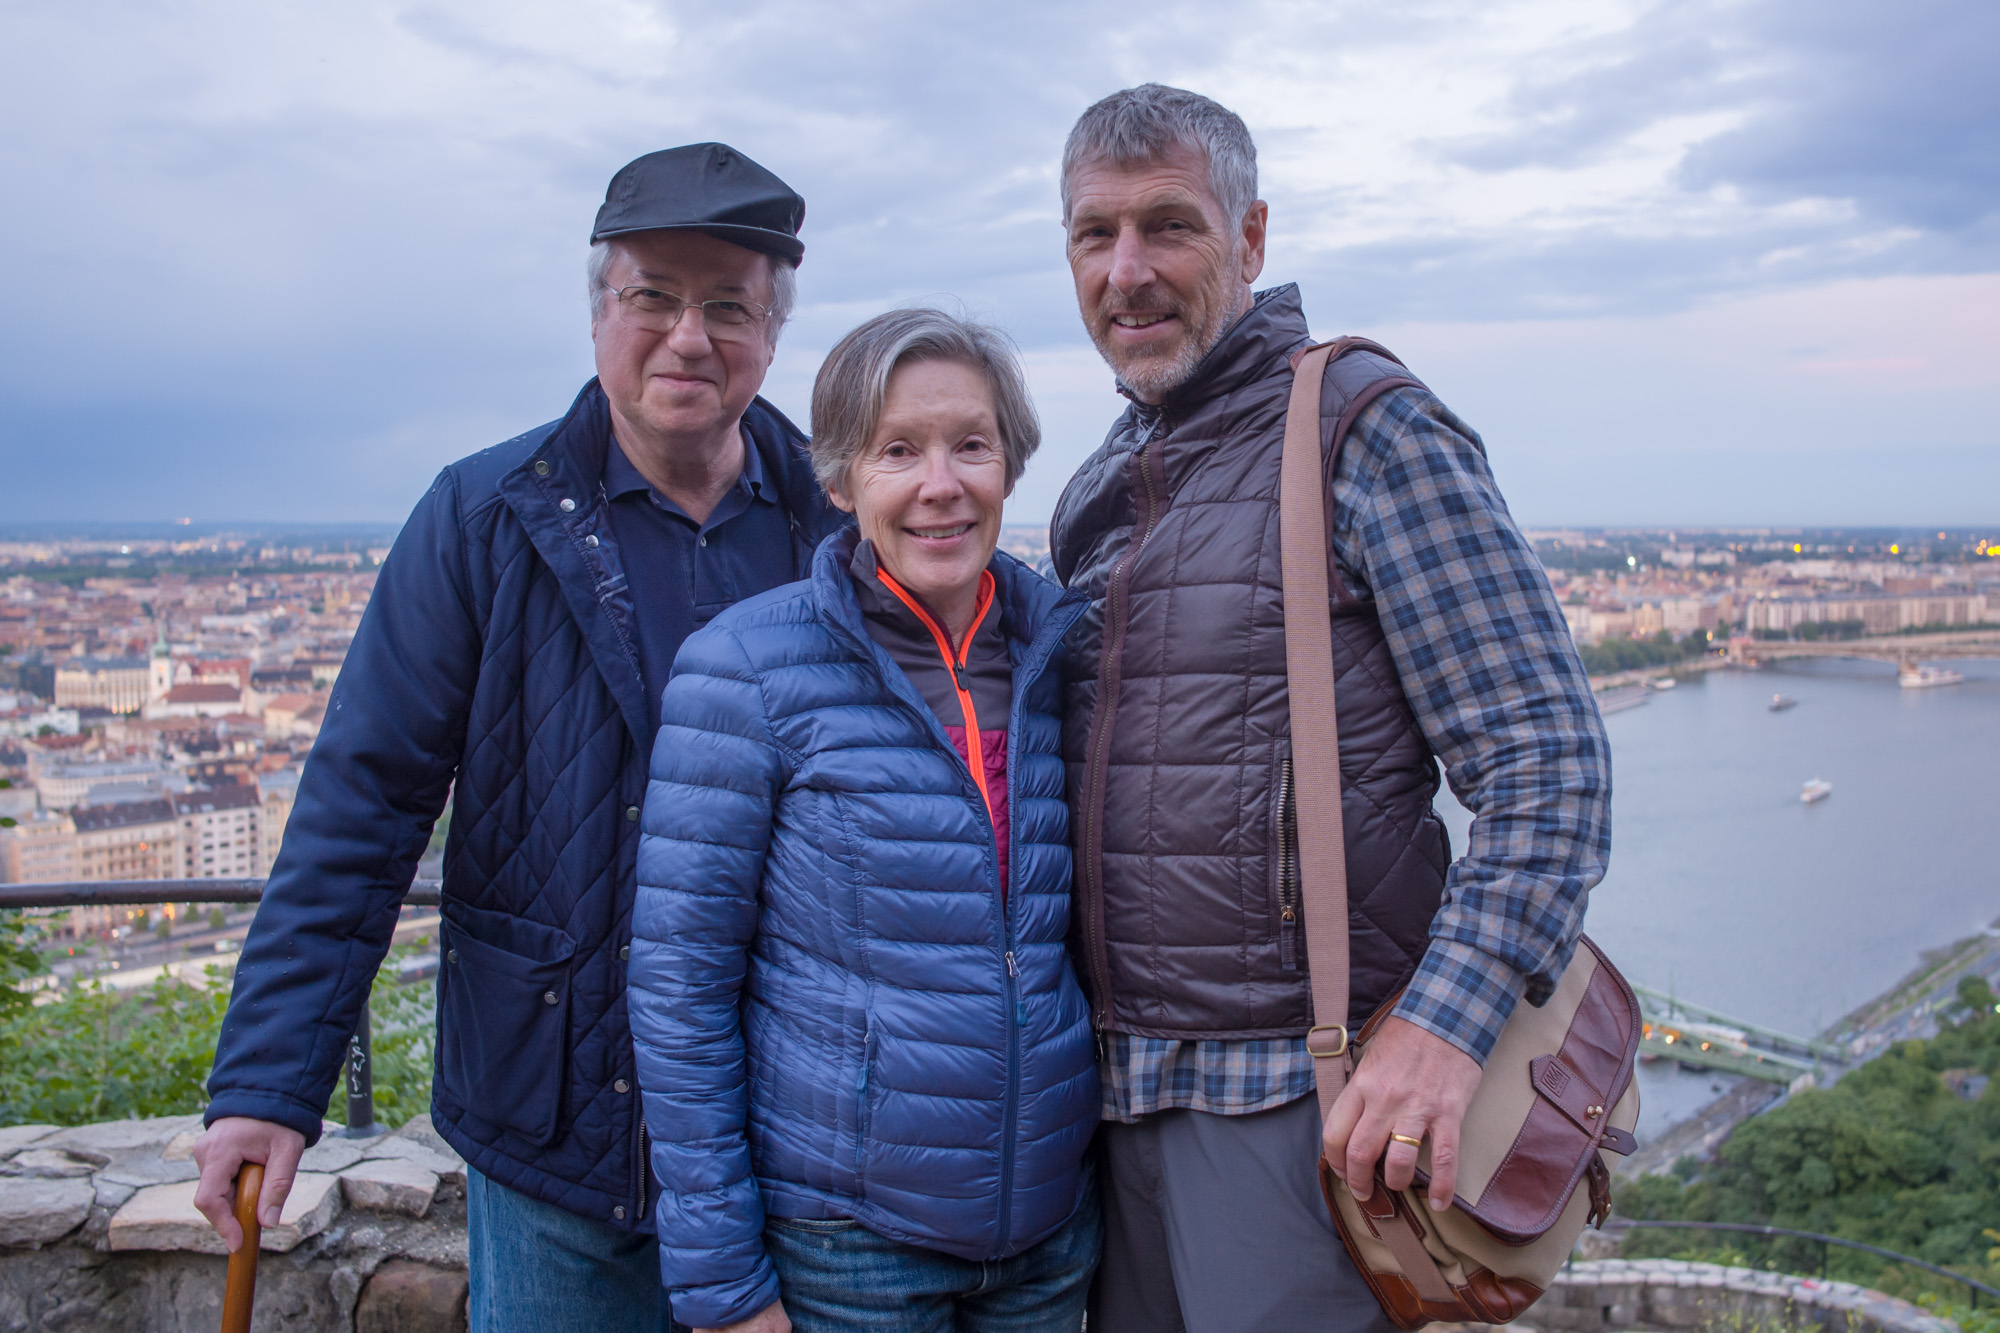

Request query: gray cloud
[
  {"left": 1682, "top": 1, "right": 2000, "bottom": 233},
  {"left": 0, "top": 0, "right": 1994, "bottom": 523}
]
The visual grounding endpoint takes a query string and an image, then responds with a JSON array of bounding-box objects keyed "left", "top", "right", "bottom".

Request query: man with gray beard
[{"left": 1048, "top": 85, "right": 1612, "bottom": 1332}]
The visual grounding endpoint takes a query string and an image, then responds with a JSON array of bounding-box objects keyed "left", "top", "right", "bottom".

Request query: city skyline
[{"left": 1, "top": 0, "right": 1996, "bottom": 526}]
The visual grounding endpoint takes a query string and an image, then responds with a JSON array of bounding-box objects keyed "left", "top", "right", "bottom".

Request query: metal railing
[
  {"left": 1, "top": 877, "right": 442, "bottom": 1138},
  {"left": 1610, "top": 1219, "right": 2000, "bottom": 1308}
]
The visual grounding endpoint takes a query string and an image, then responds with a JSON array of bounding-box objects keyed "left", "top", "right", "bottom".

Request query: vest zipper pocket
[{"left": 1275, "top": 754, "right": 1300, "bottom": 972}]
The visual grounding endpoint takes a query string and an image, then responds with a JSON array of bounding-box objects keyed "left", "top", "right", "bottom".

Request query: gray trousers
[{"left": 1090, "top": 1094, "right": 1399, "bottom": 1333}]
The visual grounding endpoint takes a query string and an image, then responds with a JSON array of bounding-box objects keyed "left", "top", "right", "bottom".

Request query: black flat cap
[{"left": 591, "top": 143, "right": 805, "bottom": 266}]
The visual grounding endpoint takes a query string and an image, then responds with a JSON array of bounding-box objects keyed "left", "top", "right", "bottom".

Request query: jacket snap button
[
  {"left": 543, "top": 990, "right": 559, "bottom": 1005},
  {"left": 559, "top": 497, "right": 576, "bottom": 513},
  {"left": 534, "top": 460, "right": 550, "bottom": 476},
  {"left": 612, "top": 1206, "right": 625, "bottom": 1221},
  {"left": 619, "top": 945, "right": 630, "bottom": 961},
  {"left": 585, "top": 534, "right": 599, "bottom": 548},
  {"left": 447, "top": 949, "right": 459, "bottom": 964},
  {"left": 615, "top": 1079, "right": 630, "bottom": 1093},
  {"left": 626, "top": 805, "right": 640, "bottom": 822}
]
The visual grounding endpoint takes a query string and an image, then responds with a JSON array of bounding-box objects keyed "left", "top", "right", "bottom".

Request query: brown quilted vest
[{"left": 1050, "top": 285, "right": 1450, "bottom": 1040}]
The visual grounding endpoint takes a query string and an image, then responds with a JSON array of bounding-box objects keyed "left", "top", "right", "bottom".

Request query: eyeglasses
[{"left": 609, "top": 286, "right": 772, "bottom": 339}]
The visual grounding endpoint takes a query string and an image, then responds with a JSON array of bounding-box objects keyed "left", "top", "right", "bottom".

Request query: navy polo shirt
[{"left": 604, "top": 424, "right": 799, "bottom": 734}]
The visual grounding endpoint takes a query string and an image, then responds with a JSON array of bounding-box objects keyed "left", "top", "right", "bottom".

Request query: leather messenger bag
[{"left": 1281, "top": 339, "right": 1643, "bottom": 1329}]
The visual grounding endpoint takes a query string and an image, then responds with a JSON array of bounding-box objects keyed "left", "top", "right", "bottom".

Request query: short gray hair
[
  {"left": 809, "top": 307, "right": 1040, "bottom": 495},
  {"left": 1060, "top": 84, "right": 1259, "bottom": 226},
  {"left": 585, "top": 239, "right": 796, "bottom": 339}
]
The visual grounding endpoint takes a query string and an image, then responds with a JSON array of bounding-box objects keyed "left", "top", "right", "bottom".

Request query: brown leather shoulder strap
[
  {"left": 1284, "top": 335, "right": 1428, "bottom": 1120},
  {"left": 1282, "top": 341, "right": 1355, "bottom": 1121}
]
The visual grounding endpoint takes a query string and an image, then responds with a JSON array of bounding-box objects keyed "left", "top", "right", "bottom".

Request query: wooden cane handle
[{"left": 220, "top": 1161, "right": 264, "bottom": 1333}]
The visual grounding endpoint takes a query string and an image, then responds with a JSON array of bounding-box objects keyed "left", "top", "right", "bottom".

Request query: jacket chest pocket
[{"left": 438, "top": 901, "right": 578, "bottom": 1145}]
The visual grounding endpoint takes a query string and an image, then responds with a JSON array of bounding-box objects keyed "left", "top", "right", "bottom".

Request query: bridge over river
[
  {"left": 1620, "top": 927, "right": 2000, "bottom": 1177},
  {"left": 1728, "top": 627, "right": 2000, "bottom": 667},
  {"left": 1637, "top": 986, "right": 1843, "bottom": 1084}
]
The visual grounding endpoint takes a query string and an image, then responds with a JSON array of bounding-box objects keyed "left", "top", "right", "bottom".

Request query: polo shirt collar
[{"left": 602, "top": 420, "right": 774, "bottom": 507}]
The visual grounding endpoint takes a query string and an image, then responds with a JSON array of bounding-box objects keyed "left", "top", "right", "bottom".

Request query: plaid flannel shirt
[{"left": 1103, "top": 382, "right": 1612, "bottom": 1123}]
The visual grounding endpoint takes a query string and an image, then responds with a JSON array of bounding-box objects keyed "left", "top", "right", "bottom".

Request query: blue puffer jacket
[
  {"left": 630, "top": 529, "right": 1098, "bottom": 1328},
  {"left": 205, "top": 380, "right": 846, "bottom": 1228}
]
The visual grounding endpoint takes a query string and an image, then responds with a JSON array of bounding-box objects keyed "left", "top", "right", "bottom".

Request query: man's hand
[
  {"left": 698, "top": 1301, "right": 791, "bottom": 1333},
  {"left": 191, "top": 1117, "right": 307, "bottom": 1252},
  {"left": 1321, "top": 1016, "right": 1482, "bottom": 1212}
]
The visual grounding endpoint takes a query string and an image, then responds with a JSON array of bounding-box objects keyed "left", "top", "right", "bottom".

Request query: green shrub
[
  {"left": 0, "top": 910, "right": 435, "bottom": 1130},
  {"left": 1618, "top": 978, "right": 2000, "bottom": 1300},
  {"left": 0, "top": 970, "right": 230, "bottom": 1125}
]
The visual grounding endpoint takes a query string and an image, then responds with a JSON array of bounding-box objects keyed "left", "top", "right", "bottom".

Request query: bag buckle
[{"left": 1307, "top": 1024, "right": 1349, "bottom": 1058}]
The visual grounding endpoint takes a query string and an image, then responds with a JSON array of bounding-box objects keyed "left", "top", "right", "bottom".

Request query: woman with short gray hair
[{"left": 631, "top": 308, "right": 1101, "bottom": 1332}]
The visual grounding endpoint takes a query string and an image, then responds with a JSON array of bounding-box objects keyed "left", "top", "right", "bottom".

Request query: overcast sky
[{"left": 2, "top": 0, "right": 1995, "bottom": 527}]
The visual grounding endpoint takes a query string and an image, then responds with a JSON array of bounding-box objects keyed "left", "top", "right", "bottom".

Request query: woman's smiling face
[{"left": 829, "top": 357, "right": 1011, "bottom": 633}]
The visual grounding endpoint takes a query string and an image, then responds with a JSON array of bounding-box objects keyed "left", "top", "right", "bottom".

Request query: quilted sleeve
[
  {"left": 630, "top": 622, "right": 789, "bottom": 1330},
  {"left": 205, "top": 470, "right": 478, "bottom": 1141}
]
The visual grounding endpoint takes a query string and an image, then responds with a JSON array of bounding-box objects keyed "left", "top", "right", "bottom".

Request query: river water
[{"left": 1434, "top": 655, "right": 2000, "bottom": 1138}]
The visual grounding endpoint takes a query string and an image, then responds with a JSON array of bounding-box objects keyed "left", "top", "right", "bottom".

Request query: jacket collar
[
  {"left": 812, "top": 527, "right": 1084, "bottom": 666},
  {"left": 494, "top": 379, "right": 834, "bottom": 748},
  {"left": 1124, "top": 283, "right": 1311, "bottom": 424}
]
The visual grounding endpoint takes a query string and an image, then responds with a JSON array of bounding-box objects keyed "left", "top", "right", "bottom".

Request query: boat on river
[
  {"left": 1899, "top": 665, "right": 1964, "bottom": 689},
  {"left": 1651, "top": 677, "right": 1678, "bottom": 691},
  {"left": 1801, "top": 778, "right": 1832, "bottom": 803},
  {"left": 1769, "top": 694, "right": 1798, "bottom": 712}
]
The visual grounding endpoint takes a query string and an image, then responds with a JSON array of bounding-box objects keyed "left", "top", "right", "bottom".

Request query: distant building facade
[
  {"left": 1745, "top": 592, "right": 1992, "bottom": 636},
  {"left": 54, "top": 658, "right": 150, "bottom": 715},
  {"left": 32, "top": 759, "right": 171, "bottom": 810},
  {"left": 72, "top": 798, "right": 182, "bottom": 884},
  {"left": 0, "top": 810, "right": 78, "bottom": 885},
  {"left": 145, "top": 683, "right": 248, "bottom": 720},
  {"left": 174, "top": 785, "right": 262, "bottom": 879}
]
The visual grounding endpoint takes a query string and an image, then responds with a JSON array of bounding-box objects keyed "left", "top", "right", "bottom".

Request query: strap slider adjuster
[{"left": 1306, "top": 1024, "right": 1350, "bottom": 1059}]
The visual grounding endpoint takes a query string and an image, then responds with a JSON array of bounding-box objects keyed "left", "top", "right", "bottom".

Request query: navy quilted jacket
[
  {"left": 205, "top": 380, "right": 846, "bottom": 1228},
  {"left": 630, "top": 529, "right": 1098, "bottom": 1328}
]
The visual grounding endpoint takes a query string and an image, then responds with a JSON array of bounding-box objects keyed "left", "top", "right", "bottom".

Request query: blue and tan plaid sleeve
[{"left": 1330, "top": 387, "right": 1612, "bottom": 1063}]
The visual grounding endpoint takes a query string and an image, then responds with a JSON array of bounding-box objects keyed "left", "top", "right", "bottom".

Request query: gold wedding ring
[{"left": 1389, "top": 1132, "right": 1424, "bottom": 1149}]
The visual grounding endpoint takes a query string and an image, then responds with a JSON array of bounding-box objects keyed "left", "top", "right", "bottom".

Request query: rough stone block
[
  {"left": 298, "top": 1135, "right": 370, "bottom": 1174},
  {"left": 0, "top": 1125, "right": 58, "bottom": 1158},
  {"left": 93, "top": 1178, "right": 137, "bottom": 1211},
  {"left": 0, "top": 1176, "right": 94, "bottom": 1247},
  {"left": 395, "top": 1112, "right": 458, "bottom": 1155},
  {"left": 342, "top": 1158, "right": 440, "bottom": 1218},
  {"left": 160, "top": 1129, "right": 200, "bottom": 1161},
  {"left": 362, "top": 1136, "right": 466, "bottom": 1184},
  {"left": 39, "top": 1115, "right": 203, "bottom": 1158},
  {"left": 109, "top": 1171, "right": 342, "bottom": 1255},
  {"left": 95, "top": 1152, "right": 200, "bottom": 1189},
  {"left": 356, "top": 1258, "right": 468, "bottom": 1333},
  {"left": 6, "top": 1149, "right": 96, "bottom": 1179}
]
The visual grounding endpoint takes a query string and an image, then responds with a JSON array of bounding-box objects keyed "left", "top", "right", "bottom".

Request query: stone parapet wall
[
  {"left": 1539, "top": 1259, "right": 1959, "bottom": 1333},
  {"left": 0, "top": 1113, "right": 468, "bottom": 1332},
  {"left": 0, "top": 1123, "right": 1968, "bottom": 1333}
]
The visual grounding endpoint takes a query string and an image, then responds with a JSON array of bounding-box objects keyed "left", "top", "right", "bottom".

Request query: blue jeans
[
  {"left": 467, "top": 1166, "right": 685, "bottom": 1333},
  {"left": 763, "top": 1183, "right": 1100, "bottom": 1333}
]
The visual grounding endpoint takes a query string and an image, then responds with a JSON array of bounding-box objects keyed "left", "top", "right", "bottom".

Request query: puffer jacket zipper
[
  {"left": 634, "top": 1116, "right": 650, "bottom": 1225},
  {"left": 871, "top": 566, "right": 1022, "bottom": 1247},
  {"left": 1077, "top": 418, "right": 1170, "bottom": 1042}
]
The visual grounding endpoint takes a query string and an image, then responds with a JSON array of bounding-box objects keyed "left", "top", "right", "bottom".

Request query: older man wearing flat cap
[{"left": 191, "top": 144, "right": 846, "bottom": 1332}]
